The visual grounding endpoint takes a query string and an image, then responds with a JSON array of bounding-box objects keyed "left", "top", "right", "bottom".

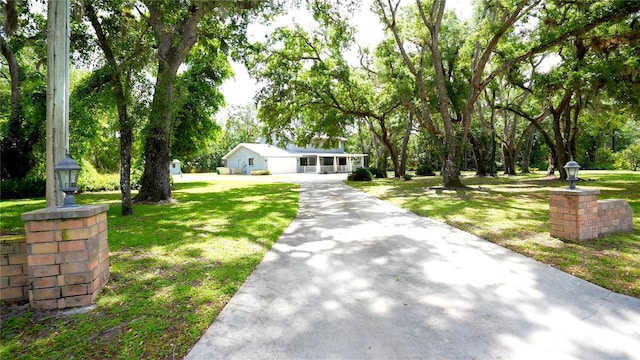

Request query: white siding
[
  {"left": 225, "top": 148, "right": 266, "bottom": 174},
  {"left": 267, "top": 157, "right": 297, "bottom": 174},
  {"left": 225, "top": 146, "right": 297, "bottom": 174}
]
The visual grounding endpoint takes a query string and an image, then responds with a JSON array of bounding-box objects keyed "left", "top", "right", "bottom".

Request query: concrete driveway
[{"left": 185, "top": 179, "right": 640, "bottom": 359}]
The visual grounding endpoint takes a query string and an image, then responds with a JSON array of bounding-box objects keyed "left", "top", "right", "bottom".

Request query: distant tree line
[
  {"left": 2, "top": 0, "right": 639, "bottom": 207},
  {"left": 249, "top": 0, "right": 640, "bottom": 184}
]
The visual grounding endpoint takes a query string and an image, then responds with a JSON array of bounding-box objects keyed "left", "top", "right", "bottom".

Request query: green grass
[
  {"left": 348, "top": 170, "right": 640, "bottom": 298},
  {"left": 0, "top": 179, "right": 298, "bottom": 359}
]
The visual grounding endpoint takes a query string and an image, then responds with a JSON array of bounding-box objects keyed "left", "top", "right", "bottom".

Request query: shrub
[
  {"left": 403, "top": 173, "right": 413, "bottom": 181},
  {"left": 415, "top": 164, "right": 436, "bottom": 176},
  {"left": 367, "top": 166, "right": 387, "bottom": 178},
  {"left": 130, "top": 167, "right": 143, "bottom": 190},
  {"left": 347, "top": 167, "right": 372, "bottom": 181},
  {"left": 592, "top": 148, "right": 617, "bottom": 170},
  {"left": 0, "top": 174, "right": 46, "bottom": 199},
  {"left": 77, "top": 160, "right": 120, "bottom": 193},
  {"left": 250, "top": 170, "right": 270, "bottom": 176},
  {"left": 616, "top": 143, "right": 640, "bottom": 171}
]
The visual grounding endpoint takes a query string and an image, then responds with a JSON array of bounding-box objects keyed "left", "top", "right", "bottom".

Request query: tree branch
[{"left": 480, "top": 1, "right": 640, "bottom": 90}]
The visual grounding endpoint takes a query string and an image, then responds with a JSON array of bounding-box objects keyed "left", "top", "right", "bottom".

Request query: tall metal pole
[{"left": 45, "top": 0, "right": 70, "bottom": 207}]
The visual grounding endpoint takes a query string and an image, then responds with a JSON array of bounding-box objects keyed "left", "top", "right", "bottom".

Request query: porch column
[
  {"left": 348, "top": 156, "right": 352, "bottom": 172},
  {"left": 333, "top": 156, "right": 337, "bottom": 173},
  {"left": 316, "top": 156, "right": 321, "bottom": 174},
  {"left": 360, "top": 156, "right": 364, "bottom": 168}
]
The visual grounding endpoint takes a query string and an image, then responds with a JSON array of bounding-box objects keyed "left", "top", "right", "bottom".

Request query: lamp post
[
  {"left": 54, "top": 152, "right": 81, "bottom": 207},
  {"left": 563, "top": 157, "right": 581, "bottom": 190}
]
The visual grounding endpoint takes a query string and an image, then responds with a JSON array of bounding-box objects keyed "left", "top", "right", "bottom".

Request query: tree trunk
[
  {"left": 135, "top": 0, "right": 204, "bottom": 203},
  {"left": 369, "top": 119, "right": 399, "bottom": 177},
  {"left": 489, "top": 118, "right": 497, "bottom": 177},
  {"left": 386, "top": 139, "right": 401, "bottom": 178},
  {"left": 546, "top": 153, "right": 556, "bottom": 177},
  {"left": 0, "top": 34, "right": 30, "bottom": 179},
  {"left": 521, "top": 127, "right": 534, "bottom": 173},
  {"left": 442, "top": 151, "right": 464, "bottom": 188},
  {"left": 468, "top": 132, "right": 487, "bottom": 177},
  {"left": 398, "top": 113, "right": 412, "bottom": 177},
  {"left": 85, "top": 1, "right": 134, "bottom": 215},
  {"left": 503, "top": 144, "right": 517, "bottom": 176},
  {"left": 135, "top": 67, "right": 175, "bottom": 202},
  {"left": 116, "top": 95, "right": 133, "bottom": 214}
]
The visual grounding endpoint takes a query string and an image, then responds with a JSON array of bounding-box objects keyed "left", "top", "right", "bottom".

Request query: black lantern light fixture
[
  {"left": 563, "top": 157, "right": 581, "bottom": 190},
  {"left": 54, "top": 152, "right": 81, "bottom": 207}
]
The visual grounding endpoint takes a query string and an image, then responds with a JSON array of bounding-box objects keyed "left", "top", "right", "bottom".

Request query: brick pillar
[
  {"left": 549, "top": 189, "right": 600, "bottom": 241},
  {"left": 598, "top": 199, "right": 634, "bottom": 235},
  {"left": 0, "top": 235, "right": 28, "bottom": 302},
  {"left": 21, "top": 205, "right": 109, "bottom": 310}
]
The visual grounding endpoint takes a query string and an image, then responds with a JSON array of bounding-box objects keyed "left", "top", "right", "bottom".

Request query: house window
[
  {"left": 249, "top": 158, "right": 254, "bottom": 165},
  {"left": 338, "top": 157, "right": 347, "bottom": 165},
  {"left": 300, "top": 157, "right": 316, "bottom": 166}
]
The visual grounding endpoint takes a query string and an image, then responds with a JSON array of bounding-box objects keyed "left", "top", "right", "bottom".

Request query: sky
[{"left": 219, "top": 0, "right": 473, "bottom": 114}]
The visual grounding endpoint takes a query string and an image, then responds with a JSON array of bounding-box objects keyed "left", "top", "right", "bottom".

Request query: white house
[
  {"left": 221, "top": 137, "right": 367, "bottom": 175},
  {"left": 222, "top": 143, "right": 298, "bottom": 175}
]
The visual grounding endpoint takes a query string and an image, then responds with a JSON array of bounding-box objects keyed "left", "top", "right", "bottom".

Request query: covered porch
[{"left": 298, "top": 154, "right": 366, "bottom": 174}]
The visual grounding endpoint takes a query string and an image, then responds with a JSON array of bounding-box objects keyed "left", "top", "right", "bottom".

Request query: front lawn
[
  {"left": 0, "top": 178, "right": 298, "bottom": 359},
  {"left": 348, "top": 170, "right": 640, "bottom": 298}
]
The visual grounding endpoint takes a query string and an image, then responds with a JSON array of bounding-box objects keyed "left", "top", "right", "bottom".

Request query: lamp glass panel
[
  {"left": 60, "top": 169, "right": 71, "bottom": 188},
  {"left": 55, "top": 170, "right": 63, "bottom": 189},
  {"left": 70, "top": 168, "right": 80, "bottom": 188}
]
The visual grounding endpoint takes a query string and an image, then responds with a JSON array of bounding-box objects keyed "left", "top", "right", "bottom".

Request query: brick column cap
[
  {"left": 21, "top": 205, "right": 109, "bottom": 222},
  {"left": 549, "top": 188, "right": 600, "bottom": 196}
]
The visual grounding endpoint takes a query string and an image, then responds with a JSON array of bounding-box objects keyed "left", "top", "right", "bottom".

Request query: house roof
[
  {"left": 291, "top": 151, "right": 367, "bottom": 157},
  {"left": 222, "top": 143, "right": 368, "bottom": 160},
  {"left": 222, "top": 143, "right": 298, "bottom": 160}
]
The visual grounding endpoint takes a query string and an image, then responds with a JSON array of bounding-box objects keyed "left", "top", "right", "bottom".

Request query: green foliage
[
  {"left": 250, "top": 2, "right": 373, "bottom": 145},
  {"left": 0, "top": 36, "right": 47, "bottom": 179},
  {"left": 0, "top": 173, "right": 45, "bottom": 199},
  {"left": 1, "top": 72, "right": 48, "bottom": 176},
  {"left": 347, "top": 167, "right": 372, "bottom": 181},
  {"left": 0, "top": 178, "right": 298, "bottom": 359},
  {"left": 74, "top": 160, "right": 145, "bottom": 193},
  {"left": 171, "top": 41, "right": 230, "bottom": 161},
  {"left": 250, "top": 170, "right": 270, "bottom": 176},
  {"left": 223, "top": 105, "right": 262, "bottom": 145},
  {"left": 617, "top": 142, "right": 640, "bottom": 171},
  {"left": 76, "top": 160, "right": 120, "bottom": 193},
  {"left": 415, "top": 164, "right": 436, "bottom": 176},
  {"left": 403, "top": 173, "right": 413, "bottom": 181},
  {"left": 367, "top": 166, "right": 387, "bottom": 178},
  {"left": 184, "top": 145, "right": 227, "bottom": 173},
  {"left": 130, "top": 167, "right": 143, "bottom": 190},
  {"left": 591, "top": 148, "right": 617, "bottom": 170},
  {"left": 180, "top": 105, "right": 262, "bottom": 172},
  {"left": 69, "top": 67, "right": 122, "bottom": 173}
]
